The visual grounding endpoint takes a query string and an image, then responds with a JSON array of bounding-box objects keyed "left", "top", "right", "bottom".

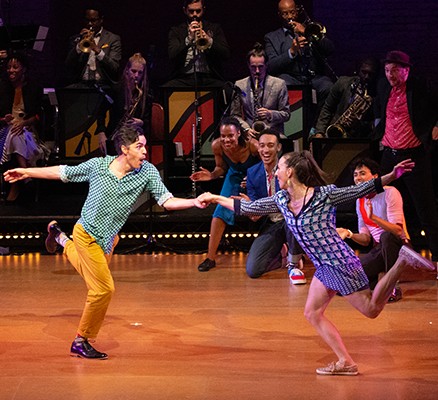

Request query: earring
[{"left": 286, "top": 179, "right": 291, "bottom": 187}]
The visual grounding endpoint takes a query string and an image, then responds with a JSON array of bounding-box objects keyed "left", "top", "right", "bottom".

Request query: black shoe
[
  {"left": 198, "top": 258, "right": 216, "bottom": 272},
  {"left": 388, "top": 287, "right": 402, "bottom": 303},
  {"left": 70, "top": 338, "right": 108, "bottom": 360},
  {"left": 45, "top": 220, "right": 63, "bottom": 254}
]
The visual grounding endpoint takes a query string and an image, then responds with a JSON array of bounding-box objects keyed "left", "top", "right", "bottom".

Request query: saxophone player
[
  {"left": 230, "top": 43, "right": 290, "bottom": 139},
  {"left": 106, "top": 53, "right": 151, "bottom": 155},
  {"left": 312, "top": 57, "right": 379, "bottom": 140}
]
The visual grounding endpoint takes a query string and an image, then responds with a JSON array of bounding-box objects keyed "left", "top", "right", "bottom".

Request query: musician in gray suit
[
  {"left": 231, "top": 43, "right": 290, "bottom": 138},
  {"left": 64, "top": 6, "right": 122, "bottom": 155},
  {"left": 65, "top": 7, "right": 122, "bottom": 85},
  {"left": 264, "top": 0, "right": 334, "bottom": 122}
]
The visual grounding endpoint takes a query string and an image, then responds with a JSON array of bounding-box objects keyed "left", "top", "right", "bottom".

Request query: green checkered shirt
[{"left": 59, "top": 156, "right": 173, "bottom": 253}]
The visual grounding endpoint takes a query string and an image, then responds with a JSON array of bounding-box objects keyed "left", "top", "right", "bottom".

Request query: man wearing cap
[{"left": 373, "top": 50, "right": 438, "bottom": 273}]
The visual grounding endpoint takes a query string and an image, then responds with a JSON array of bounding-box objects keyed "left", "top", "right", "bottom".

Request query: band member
[
  {"left": 231, "top": 43, "right": 290, "bottom": 139},
  {"left": 65, "top": 7, "right": 121, "bottom": 85},
  {"left": 312, "top": 57, "right": 379, "bottom": 139},
  {"left": 264, "top": 0, "right": 334, "bottom": 123},
  {"left": 64, "top": 6, "right": 122, "bottom": 154},
  {"left": 164, "top": 0, "right": 230, "bottom": 88},
  {"left": 105, "top": 53, "right": 151, "bottom": 155}
]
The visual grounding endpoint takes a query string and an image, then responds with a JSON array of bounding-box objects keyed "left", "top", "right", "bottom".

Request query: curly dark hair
[{"left": 112, "top": 126, "right": 144, "bottom": 155}]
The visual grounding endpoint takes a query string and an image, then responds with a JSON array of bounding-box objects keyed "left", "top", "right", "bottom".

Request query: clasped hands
[
  {"left": 196, "top": 192, "right": 217, "bottom": 207},
  {"left": 3, "top": 114, "right": 25, "bottom": 136},
  {"left": 187, "top": 21, "right": 213, "bottom": 47}
]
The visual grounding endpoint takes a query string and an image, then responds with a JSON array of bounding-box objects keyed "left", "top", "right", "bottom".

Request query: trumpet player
[
  {"left": 65, "top": 7, "right": 121, "bottom": 85},
  {"left": 231, "top": 42, "right": 290, "bottom": 138},
  {"left": 64, "top": 6, "right": 122, "bottom": 156},
  {"left": 264, "top": 0, "right": 334, "bottom": 120},
  {"left": 165, "top": 0, "right": 230, "bottom": 88}
]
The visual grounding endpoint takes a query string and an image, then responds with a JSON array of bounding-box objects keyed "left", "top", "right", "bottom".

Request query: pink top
[{"left": 381, "top": 84, "right": 421, "bottom": 149}]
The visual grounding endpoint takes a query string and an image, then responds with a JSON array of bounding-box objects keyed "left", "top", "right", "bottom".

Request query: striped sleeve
[
  {"left": 328, "top": 178, "right": 383, "bottom": 206},
  {"left": 235, "top": 196, "right": 279, "bottom": 216}
]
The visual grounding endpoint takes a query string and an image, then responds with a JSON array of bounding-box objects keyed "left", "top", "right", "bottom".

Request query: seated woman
[
  {"left": 103, "top": 52, "right": 152, "bottom": 155},
  {"left": 0, "top": 52, "right": 48, "bottom": 201}
]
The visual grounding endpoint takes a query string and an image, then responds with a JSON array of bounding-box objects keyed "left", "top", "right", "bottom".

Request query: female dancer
[
  {"left": 190, "top": 116, "right": 259, "bottom": 272},
  {"left": 198, "top": 150, "right": 435, "bottom": 374}
]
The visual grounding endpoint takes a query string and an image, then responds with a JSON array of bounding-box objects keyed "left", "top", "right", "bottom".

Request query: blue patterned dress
[{"left": 235, "top": 178, "right": 384, "bottom": 295}]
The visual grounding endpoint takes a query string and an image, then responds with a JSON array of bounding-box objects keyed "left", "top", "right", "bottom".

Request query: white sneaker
[
  {"left": 288, "top": 267, "right": 306, "bottom": 285},
  {"left": 285, "top": 256, "right": 304, "bottom": 270},
  {"left": 316, "top": 361, "right": 358, "bottom": 376},
  {"left": 399, "top": 245, "right": 435, "bottom": 271}
]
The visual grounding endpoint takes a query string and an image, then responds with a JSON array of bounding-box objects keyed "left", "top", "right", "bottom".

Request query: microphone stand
[
  {"left": 74, "top": 130, "right": 91, "bottom": 155},
  {"left": 190, "top": 41, "right": 202, "bottom": 198}
]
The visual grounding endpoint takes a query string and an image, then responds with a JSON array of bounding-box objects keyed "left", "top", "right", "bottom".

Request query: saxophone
[
  {"left": 111, "top": 83, "right": 143, "bottom": 139},
  {"left": 326, "top": 83, "right": 372, "bottom": 138},
  {"left": 251, "top": 76, "right": 266, "bottom": 134}
]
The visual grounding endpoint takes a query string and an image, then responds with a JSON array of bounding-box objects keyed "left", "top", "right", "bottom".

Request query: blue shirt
[{"left": 59, "top": 156, "right": 173, "bottom": 253}]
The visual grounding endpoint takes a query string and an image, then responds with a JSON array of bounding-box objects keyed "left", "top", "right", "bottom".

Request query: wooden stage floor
[{"left": 0, "top": 252, "right": 437, "bottom": 400}]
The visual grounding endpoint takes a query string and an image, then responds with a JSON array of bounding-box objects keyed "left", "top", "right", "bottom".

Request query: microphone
[
  {"left": 222, "top": 82, "right": 245, "bottom": 105},
  {"left": 93, "top": 83, "right": 114, "bottom": 105},
  {"left": 146, "top": 44, "right": 156, "bottom": 71},
  {"left": 225, "top": 81, "right": 246, "bottom": 97}
]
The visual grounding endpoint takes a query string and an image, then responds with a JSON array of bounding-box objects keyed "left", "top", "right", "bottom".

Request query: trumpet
[
  {"left": 77, "top": 28, "right": 95, "bottom": 53},
  {"left": 326, "top": 85, "right": 372, "bottom": 138},
  {"left": 288, "top": 5, "right": 326, "bottom": 43},
  {"left": 191, "top": 17, "right": 210, "bottom": 52}
]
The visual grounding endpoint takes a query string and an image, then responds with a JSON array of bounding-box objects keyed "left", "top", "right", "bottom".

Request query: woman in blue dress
[
  {"left": 198, "top": 150, "right": 435, "bottom": 375},
  {"left": 190, "top": 116, "right": 259, "bottom": 272}
]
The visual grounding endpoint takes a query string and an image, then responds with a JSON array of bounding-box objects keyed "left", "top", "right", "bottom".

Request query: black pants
[
  {"left": 359, "top": 232, "right": 403, "bottom": 289},
  {"left": 380, "top": 146, "right": 438, "bottom": 261}
]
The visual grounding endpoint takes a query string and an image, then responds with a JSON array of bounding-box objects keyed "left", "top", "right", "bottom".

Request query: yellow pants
[{"left": 64, "top": 224, "right": 119, "bottom": 339}]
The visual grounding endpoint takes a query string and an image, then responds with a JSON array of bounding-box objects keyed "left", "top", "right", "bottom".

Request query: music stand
[
  {"left": 5, "top": 25, "right": 49, "bottom": 52},
  {"left": 0, "top": 26, "right": 9, "bottom": 49},
  {"left": 45, "top": 89, "right": 61, "bottom": 160}
]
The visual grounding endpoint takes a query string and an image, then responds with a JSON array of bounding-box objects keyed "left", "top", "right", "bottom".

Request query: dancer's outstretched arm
[
  {"left": 3, "top": 166, "right": 62, "bottom": 183},
  {"left": 381, "top": 159, "right": 414, "bottom": 186}
]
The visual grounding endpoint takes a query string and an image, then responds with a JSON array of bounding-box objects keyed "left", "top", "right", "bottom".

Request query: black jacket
[
  {"left": 373, "top": 75, "right": 438, "bottom": 148},
  {"left": 167, "top": 20, "right": 230, "bottom": 80}
]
